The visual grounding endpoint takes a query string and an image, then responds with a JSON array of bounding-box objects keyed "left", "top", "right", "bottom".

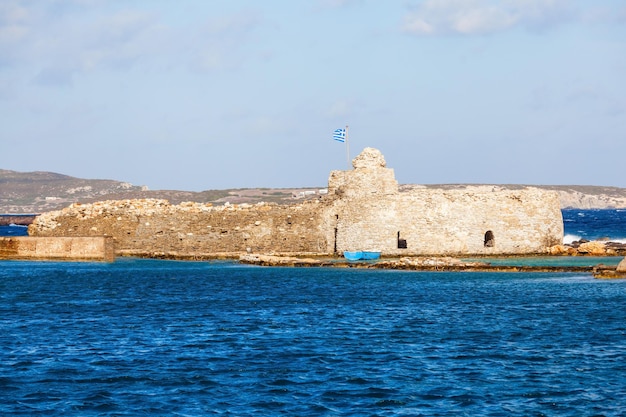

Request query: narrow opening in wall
[
  {"left": 484, "top": 230, "right": 495, "bottom": 248},
  {"left": 334, "top": 215, "right": 339, "bottom": 254},
  {"left": 397, "top": 231, "right": 407, "bottom": 249}
]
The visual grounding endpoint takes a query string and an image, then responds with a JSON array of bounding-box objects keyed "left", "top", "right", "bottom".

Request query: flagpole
[{"left": 345, "top": 125, "right": 350, "bottom": 169}]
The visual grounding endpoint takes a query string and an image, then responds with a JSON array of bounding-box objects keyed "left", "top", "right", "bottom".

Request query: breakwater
[{"left": 0, "top": 237, "right": 115, "bottom": 262}]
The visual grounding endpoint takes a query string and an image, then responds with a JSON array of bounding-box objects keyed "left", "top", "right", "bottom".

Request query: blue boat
[
  {"left": 343, "top": 251, "right": 381, "bottom": 261},
  {"left": 343, "top": 251, "right": 363, "bottom": 261},
  {"left": 361, "top": 251, "right": 381, "bottom": 260}
]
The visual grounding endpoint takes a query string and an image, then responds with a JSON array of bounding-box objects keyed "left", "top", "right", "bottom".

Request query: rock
[
  {"left": 239, "top": 254, "right": 328, "bottom": 266},
  {"left": 577, "top": 241, "right": 607, "bottom": 256},
  {"left": 617, "top": 258, "right": 626, "bottom": 273},
  {"left": 549, "top": 245, "right": 569, "bottom": 255}
]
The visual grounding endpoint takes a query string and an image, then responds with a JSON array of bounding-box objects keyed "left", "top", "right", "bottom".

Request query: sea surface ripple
[{"left": 1, "top": 259, "right": 626, "bottom": 416}]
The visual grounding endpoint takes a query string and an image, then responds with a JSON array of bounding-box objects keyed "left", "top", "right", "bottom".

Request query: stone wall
[
  {"left": 29, "top": 199, "right": 329, "bottom": 258},
  {"left": 330, "top": 187, "right": 563, "bottom": 256},
  {"left": 28, "top": 148, "right": 563, "bottom": 257},
  {"left": 325, "top": 148, "right": 563, "bottom": 256},
  {"left": 0, "top": 236, "right": 115, "bottom": 261}
]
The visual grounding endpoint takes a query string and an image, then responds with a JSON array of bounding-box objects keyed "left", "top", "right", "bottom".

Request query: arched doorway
[{"left": 484, "top": 230, "right": 495, "bottom": 248}]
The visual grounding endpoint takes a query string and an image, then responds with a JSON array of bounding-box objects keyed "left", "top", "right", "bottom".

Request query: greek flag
[{"left": 333, "top": 128, "right": 346, "bottom": 143}]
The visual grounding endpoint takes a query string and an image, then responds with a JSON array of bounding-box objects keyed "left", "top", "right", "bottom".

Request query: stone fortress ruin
[{"left": 29, "top": 148, "right": 564, "bottom": 258}]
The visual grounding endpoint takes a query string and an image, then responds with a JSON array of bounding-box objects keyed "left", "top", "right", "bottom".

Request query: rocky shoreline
[
  {"left": 238, "top": 254, "right": 626, "bottom": 279},
  {"left": 550, "top": 239, "right": 626, "bottom": 256}
]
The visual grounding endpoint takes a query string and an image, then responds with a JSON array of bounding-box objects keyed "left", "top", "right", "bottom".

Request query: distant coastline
[
  {"left": 0, "top": 214, "right": 38, "bottom": 226},
  {"left": 2, "top": 168, "right": 626, "bottom": 213}
]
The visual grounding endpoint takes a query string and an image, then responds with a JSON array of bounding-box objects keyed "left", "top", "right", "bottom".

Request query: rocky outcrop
[
  {"left": 549, "top": 241, "right": 626, "bottom": 256},
  {"left": 593, "top": 257, "right": 626, "bottom": 279}
]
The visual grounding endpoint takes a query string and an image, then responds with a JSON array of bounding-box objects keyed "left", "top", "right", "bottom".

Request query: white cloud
[
  {"left": 189, "top": 11, "right": 261, "bottom": 72},
  {"left": 0, "top": 2, "right": 169, "bottom": 85},
  {"left": 402, "top": 0, "right": 575, "bottom": 36},
  {"left": 0, "top": 1, "right": 30, "bottom": 41},
  {"left": 0, "top": 1, "right": 36, "bottom": 66},
  {"left": 1, "top": 2, "right": 262, "bottom": 85}
]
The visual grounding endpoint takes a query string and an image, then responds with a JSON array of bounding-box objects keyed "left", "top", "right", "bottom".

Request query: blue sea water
[
  {"left": 1, "top": 259, "right": 626, "bottom": 416},
  {"left": 562, "top": 209, "right": 626, "bottom": 243},
  {"left": 0, "top": 224, "right": 28, "bottom": 236},
  {"left": 2, "top": 210, "right": 626, "bottom": 415}
]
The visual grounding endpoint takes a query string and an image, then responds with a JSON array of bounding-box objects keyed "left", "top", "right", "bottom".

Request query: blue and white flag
[{"left": 333, "top": 128, "right": 346, "bottom": 143}]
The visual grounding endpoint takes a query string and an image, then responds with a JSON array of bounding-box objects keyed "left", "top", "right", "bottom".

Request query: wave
[
  {"left": 563, "top": 234, "right": 582, "bottom": 244},
  {"left": 8, "top": 223, "right": 28, "bottom": 228},
  {"left": 563, "top": 234, "right": 626, "bottom": 244}
]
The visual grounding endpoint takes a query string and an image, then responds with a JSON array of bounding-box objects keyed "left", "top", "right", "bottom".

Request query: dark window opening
[
  {"left": 397, "top": 231, "right": 407, "bottom": 249},
  {"left": 484, "top": 230, "right": 495, "bottom": 248}
]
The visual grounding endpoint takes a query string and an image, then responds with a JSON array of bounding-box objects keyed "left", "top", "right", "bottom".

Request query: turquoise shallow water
[
  {"left": 462, "top": 256, "right": 623, "bottom": 267},
  {"left": 1, "top": 258, "right": 625, "bottom": 416}
]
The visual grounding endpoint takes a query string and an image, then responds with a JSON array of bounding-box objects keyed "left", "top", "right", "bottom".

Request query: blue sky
[{"left": 1, "top": 0, "right": 625, "bottom": 190}]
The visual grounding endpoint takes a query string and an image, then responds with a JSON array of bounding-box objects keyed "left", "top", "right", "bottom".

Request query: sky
[{"left": 1, "top": 0, "right": 625, "bottom": 191}]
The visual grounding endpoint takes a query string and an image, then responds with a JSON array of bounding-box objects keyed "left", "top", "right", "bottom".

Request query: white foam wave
[
  {"left": 563, "top": 234, "right": 626, "bottom": 244},
  {"left": 563, "top": 234, "right": 581, "bottom": 244}
]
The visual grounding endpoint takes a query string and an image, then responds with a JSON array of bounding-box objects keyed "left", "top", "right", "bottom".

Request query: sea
[{"left": 1, "top": 209, "right": 625, "bottom": 416}]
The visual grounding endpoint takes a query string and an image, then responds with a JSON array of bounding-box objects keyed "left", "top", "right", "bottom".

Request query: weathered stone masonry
[
  {"left": 326, "top": 148, "right": 563, "bottom": 256},
  {"left": 0, "top": 236, "right": 115, "bottom": 261},
  {"left": 29, "top": 148, "right": 564, "bottom": 257},
  {"left": 30, "top": 199, "right": 329, "bottom": 258}
]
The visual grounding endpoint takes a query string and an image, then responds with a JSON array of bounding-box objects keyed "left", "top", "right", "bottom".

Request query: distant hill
[
  {"left": 1, "top": 169, "right": 625, "bottom": 213},
  {"left": 0, "top": 169, "right": 324, "bottom": 214},
  {"left": 402, "top": 184, "right": 626, "bottom": 210}
]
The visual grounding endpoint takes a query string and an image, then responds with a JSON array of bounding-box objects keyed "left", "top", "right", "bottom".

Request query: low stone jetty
[{"left": 0, "top": 237, "right": 115, "bottom": 262}]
